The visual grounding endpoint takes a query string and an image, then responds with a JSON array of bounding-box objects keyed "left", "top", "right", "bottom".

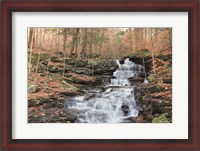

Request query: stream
[{"left": 65, "top": 58, "right": 146, "bottom": 123}]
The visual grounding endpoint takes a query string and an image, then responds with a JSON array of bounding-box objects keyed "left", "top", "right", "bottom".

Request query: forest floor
[{"left": 28, "top": 48, "right": 172, "bottom": 123}]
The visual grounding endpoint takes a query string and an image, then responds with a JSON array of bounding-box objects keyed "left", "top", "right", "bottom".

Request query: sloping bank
[{"left": 125, "top": 54, "right": 172, "bottom": 123}]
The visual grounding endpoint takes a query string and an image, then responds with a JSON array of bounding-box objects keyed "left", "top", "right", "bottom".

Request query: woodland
[{"left": 28, "top": 28, "right": 172, "bottom": 123}]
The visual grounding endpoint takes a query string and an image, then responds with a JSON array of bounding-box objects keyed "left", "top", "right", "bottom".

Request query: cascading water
[{"left": 65, "top": 58, "right": 145, "bottom": 123}]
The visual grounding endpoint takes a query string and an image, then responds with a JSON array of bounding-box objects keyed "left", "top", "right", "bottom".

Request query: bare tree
[
  {"left": 28, "top": 28, "right": 35, "bottom": 73},
  {"left": 98, "top": 29, "right": 105, "bottom": 55},
  {"left": 63, "top": 28, "right": 68, "bottom": 52},
  {"left": 150, "top": 28, "right": 156, "bottom": 74},
  {"left": 80, "top": 28, "right": 88, "bottom": 58},
  {"left": 89, "top": 29, "right": 93, "bottom": 55},
  {"left": 70, "top": 28, "right": 80, "bottom": 57}
]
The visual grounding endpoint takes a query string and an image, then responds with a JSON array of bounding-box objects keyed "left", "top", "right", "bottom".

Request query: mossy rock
[
  {"left": 28, "top": 54, "right": 49, "bottom": 65},
  {"left": 64, "top": 73, "right": 72, "bottom": 78},
  {"left": 48, "top": 65, "right": 58, "bottom": 73},
  {"left": 147, "top": 74, "right": 157, "bottom": 82},
  {"left": 39, "top": 97, "right": 49, "bottom": 104},
  {"left": 63, "top": 66, "right": 73, "bottom": 72},
  {"left": 28, "top": 85, "right": 39, "bottom": 93},
  {"left": 152, "top": 113, "right": 169, "bottom": 123},
  {"left": 50, "top": 56, "right": 63, "bottom": 63},
  {"left": 76, "top": 60, "right": 88, "bottom": 67},
  {"left": 28, "top": 97, "right": 48, "bottom": 107}
]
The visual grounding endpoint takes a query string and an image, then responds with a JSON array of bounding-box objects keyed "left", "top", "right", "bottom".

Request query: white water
[{"left": 65, "top": 58, "right": 145, "bottom": 123}]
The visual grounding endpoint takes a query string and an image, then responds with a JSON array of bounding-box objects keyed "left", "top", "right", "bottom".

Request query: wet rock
[
  {"left": 92, "top": 60, "right": 118, "bottom": 76},
  {"left": 163, "top": 77, "right": 172, "bottom": 84},
  {"left": 93, "top": 66, "right": 117, "bottom": 75},
  {"left": 83, "top": 93, "right": 96, "bottom": 101},
  {"left": 64, "top": 97, "right": 77, "bottom": 108},
  {"left": 48, "top": 65, "right": 59, "bottom": 73},
  {"left": 64, "top": 110, "right": 78, "bottom": 123},
  {"left": 59, "top": 91, "right": 79, "bottom": 97},
  {"left": 119, "top": 60, "right": 124, "bottom": 64},
  {"left": 124, "top": 55, "right": 152, "bottom": 74},
  {"left": 121, "top": 103, "right": 130, "bottom": 116},
  {"left": 128, "top": 77, "right": 144, "bottom": 83},
  {"left": 70, "top": 76, "right": 96, "bottom": 85}
]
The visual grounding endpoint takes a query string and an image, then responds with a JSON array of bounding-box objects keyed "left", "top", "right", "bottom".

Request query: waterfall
[
  {"left": 65, "top": 58, "right": 145, "bottom": 123},
  {"left": 111, "top": 58, "right": 145, "bottom": 86}
]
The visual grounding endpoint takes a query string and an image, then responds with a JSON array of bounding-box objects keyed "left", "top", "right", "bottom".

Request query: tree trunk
[
  {"left": 56, "top": 28, "right": 60, "bottom": 50},
  {"left": 63, "top": 28, "right": 68, "bottom": 52},
  {"left": 28, "top": 28, "right": 34, "bottom": 48},
  {"left": 89, "top": 29, "right": 93, "bottom": 55},
  {"left": 28, "top": 28, "right": 35, "bottom": 73},
  {"left": 98, "top": 29, "right": 105, "bottom": 55},
  {"left": 169, "top": 28, "right": 172, "bottom": 49},
  {"left": 39, "top": 28, "right": 42, "bottom": 48},
  {"left": 150, "top": 28, "right": 156, "bottom": 74},
  {"left": 81, "top": 28, "right": 88, "bottom": 58},
  {"left": 129, "top": 29, "right": 133, "bottom": 51},
  {"left": 135, "top": 29, "right": 138, "bottom": 51},
  {"left": 75, "top": 34, "right": 79, "bottom": 57},
  {"left": 70, "top": 28, "right": 80, "bottom": 57}
]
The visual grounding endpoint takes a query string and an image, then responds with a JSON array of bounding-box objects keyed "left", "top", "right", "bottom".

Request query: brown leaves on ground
[
  {"left": 29, "top": 72, "right": 74, "bottom": 99},
  {"left": 28, "top": 69, "right": 96, "bottom": 100},
  {"left": 70, "top": 72, "right": 96, "bottom": 82}
]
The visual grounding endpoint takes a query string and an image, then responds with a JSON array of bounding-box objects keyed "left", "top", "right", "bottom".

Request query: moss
[
  {"left": 39, "top": 97, "right": 48, "bottom": 104},
  {"left": 28, "top": 84, "right": 38, "bottom": 93},
  {"left": 147, "top": 74, "right": 157, "bottom": 82},
  {"left": 28, "top": 53, "right": 49, "bottom": 65},
  {"left": 60, "top": 80, "right": 78, "bottom": 91},
  {"left": 152, "top": 113, "right": 169, "bottom": 123}
]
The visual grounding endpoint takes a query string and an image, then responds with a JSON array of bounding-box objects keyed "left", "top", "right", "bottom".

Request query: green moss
[
  {"left": 88, "top": 60, "right": 97, "bottom": 66},
  {"left": 60, "top": 80, "right": 77, "bottom": 91},
  {"left": 152, "top": 113, "right": 169, "bottom": 123},
  {"left": 28, "top": 53, "right": 49, "bottom": 65},
  {"left": 39, "top": 97, "right": 48, "bottom": 104},
  {"left": 147, "top": 74, "right": 157, "bottom": 82}
]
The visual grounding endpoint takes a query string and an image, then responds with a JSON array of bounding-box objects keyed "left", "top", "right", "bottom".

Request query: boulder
[
  {"left": 147, "top": 74, "right": 157, "bottom": 82},
  {"left": 121, "top": 103, "right": 130, "bottom": 116},
  {"left": 28, "top": 85, "right": 39, "bottom": 93},
  {"left": 74, "top": 68, "right": 91, "bottom": 75},
  {"left": 128, "top": 77, "right": 145, "bottom": 83},
  {"left": 50, "top": 56, "right": 63, "bottom": 63},
  {"left": 59, "top": 91, "right": 79, "bottom": 97},
  {"left": 48, "top": 65, "right": 59, "bottom": 73},
  {"left": 71, "top": 76, "right": 96, "bottom": 85},
  {"left": 64, "top": 58, "right": 76, "bottom": 65},
  {"left": 28, "top": 97, "right": 48, "bottom": 107},
  {"left": 76, "top": 60, "right": 88, "bottom": 67},
  {"left": 163, "top": 77, "right": 172, "bottom": 84}
]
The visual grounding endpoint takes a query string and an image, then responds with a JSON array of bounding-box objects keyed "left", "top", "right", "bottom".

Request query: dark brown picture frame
[{"left": 0, "top": 0, "right": 199, "bottom": 150}]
